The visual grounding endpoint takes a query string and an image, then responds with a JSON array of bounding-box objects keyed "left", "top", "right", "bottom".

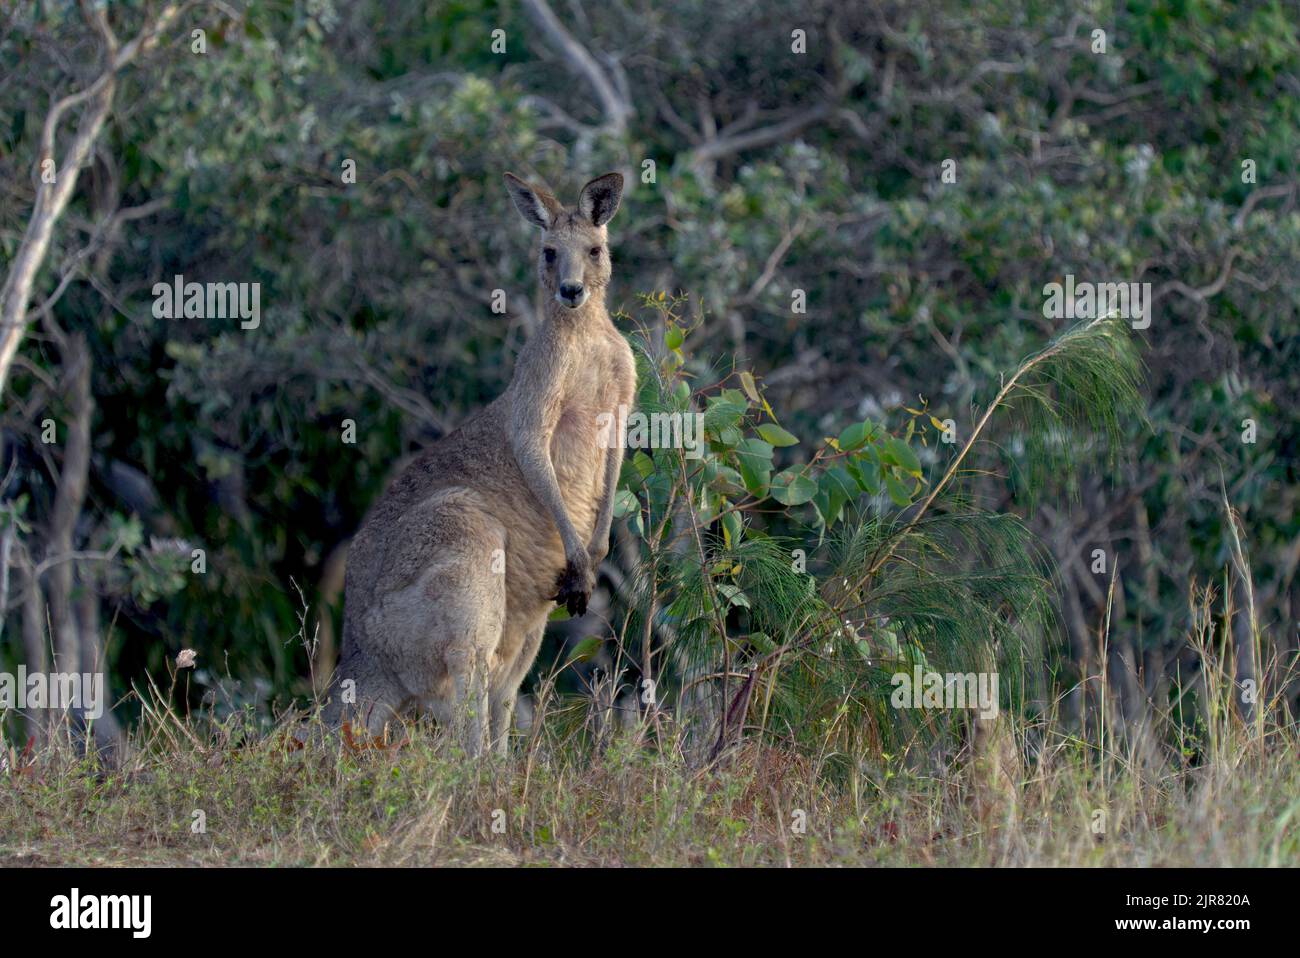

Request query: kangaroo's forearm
[
  {"left": 587, "top": 438, "right": 623, "bottom": 558},
  {"left": 513, "top": 437, "right": 585, "bottom": 556}
]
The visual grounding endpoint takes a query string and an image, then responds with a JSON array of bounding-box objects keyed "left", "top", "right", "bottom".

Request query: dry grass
[
  {"left": 3, "top": 561, "right": 1295, "bottom": 868},
  {"left": 1, "top": 688, "right": 1295, "bottom": 867}
]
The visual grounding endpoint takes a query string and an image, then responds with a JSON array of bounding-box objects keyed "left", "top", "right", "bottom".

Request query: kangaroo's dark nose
[{"left": 558, "top": 281, "right": 585, "bottom": 304}]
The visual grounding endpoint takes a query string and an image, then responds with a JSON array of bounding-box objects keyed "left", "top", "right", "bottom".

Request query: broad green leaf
[
  {"left": 565, "top": 636, "right": 604, "bottom": 663},
  {"left": 736, "top": 455, "right": 771, "bottom": 497},
  {"left": 848, "top": 457, "right": 882, "bottom": 495},
  {"left": 757, "top": 423, "right": 799, "bottom": 447},
  {"left": 613, "top": 488, "right": 639, "bottom": 518},
  {"left": 770, "top": 469, "right": 817, "bottom": 505},
  {"left": 838, "top": 421, "right": 869, "bottom": 451},
  {"left": 715, "top": 425, "right": 743, "bottom": 447},
  {"left": 822, "top": 466, "right": 858, "bottom": 500},
  {"left": 703, "top": 396, "right": 747, "bottom": 437},
  {"left": 709, "top": 465, "right": 746, "bottom": 494},
  {"left": 815, "top": 490, "right": 842, "bottom": 529},
  {"left": 632, "top": 451, "right": 656, "bottom": 479},
  {"left": 721, "top": 508, "right": 743, "bottom": 548},
  {"left": 885, "top": 470, "right": 912, "bottom": 507},
  {"left": 736, "top": 437, "right": 774, "bottom": 460},
  {"left": 716, "top": 583, "right": 751, "bottom": 609},
  {"left": 887, "top": 437, "right": 923, "bottom": 478}
]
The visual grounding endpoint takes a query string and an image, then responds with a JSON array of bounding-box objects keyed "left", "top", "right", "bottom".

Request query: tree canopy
[{"left": 1, "top": 0, "right": 1296, "bottom": 748}]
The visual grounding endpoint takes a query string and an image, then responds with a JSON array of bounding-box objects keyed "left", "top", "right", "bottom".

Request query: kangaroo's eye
[
  {"left": 589, "top": 247, "right": 602, "bottom": 259},
  {"left": 543, "top": 247, "right": 556, "bottom": 264}
]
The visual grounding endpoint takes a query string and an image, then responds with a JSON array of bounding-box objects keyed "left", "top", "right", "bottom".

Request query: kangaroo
[{"left": 323, "top": 171, "right": 635, "bottom": 756}]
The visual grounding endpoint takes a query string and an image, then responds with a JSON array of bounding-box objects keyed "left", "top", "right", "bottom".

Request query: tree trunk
[
  {"left": 0, "top": 0, "right": 183, "bottom": 396},
  {"left": 21, "top": 560, "right": 49, "bottom": 747},
  {"left": 77, "top": 567, "right": 125, "bottom": 759},
  {"left": 41, "top": 332, "right": 117, "bottom": 755},
  {"left": 0, "top": 82, "right": 115, "bottom": 396}
]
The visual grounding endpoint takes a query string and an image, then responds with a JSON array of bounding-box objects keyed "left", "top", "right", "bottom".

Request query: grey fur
[{"left": 322, "top": 172, "right": 635, "bottom": 756}]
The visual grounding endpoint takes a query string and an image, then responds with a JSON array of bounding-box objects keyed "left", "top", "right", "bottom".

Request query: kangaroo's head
[{"left": 504, "top": 171, "right": 624, "bottom": 310}]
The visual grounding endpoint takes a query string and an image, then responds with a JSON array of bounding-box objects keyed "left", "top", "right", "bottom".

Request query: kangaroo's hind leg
[
  {"left": 358, "top": 489, "right": 508, "bottom": 757},
  {"left": 425, "top": 507, "right": 508, "bottom": 758},
  {"left": 321, "top": 651, "right": 408, "bottom": 740},
  {"left": 442, "top": 594, "right": 505, "bottom": 758},
  {"left": 489, "top": 623, "right": 545, "bottom": 755}
]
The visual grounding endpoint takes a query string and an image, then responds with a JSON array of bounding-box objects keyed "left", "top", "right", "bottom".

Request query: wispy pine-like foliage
[
  {"left": 610, "top": 305, "right": 1146, "bottom": 761},
  {"left": 1000, "top": 316, "right": 1147, "bottom": 502}
]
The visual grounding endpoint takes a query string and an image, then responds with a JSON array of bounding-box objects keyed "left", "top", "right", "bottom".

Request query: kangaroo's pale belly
[{"left": 552, "top": 409, "right": 603, "bottom": 528}]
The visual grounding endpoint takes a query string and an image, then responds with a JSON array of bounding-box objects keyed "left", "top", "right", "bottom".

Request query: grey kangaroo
[{"left": 323, "top": 171, "right": 636, "bottom": 756}]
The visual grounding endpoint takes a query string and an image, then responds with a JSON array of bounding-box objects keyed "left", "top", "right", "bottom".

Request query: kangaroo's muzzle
[{"left": 557, "top": 281, "right": 588, "bottom": 308}]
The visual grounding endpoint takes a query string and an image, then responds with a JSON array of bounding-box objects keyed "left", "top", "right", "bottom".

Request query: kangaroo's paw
[{"left": 552, "top": 556, "right": 594, "bottom": 617}]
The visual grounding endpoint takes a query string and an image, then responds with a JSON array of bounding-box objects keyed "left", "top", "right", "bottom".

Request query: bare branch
[
  {"left": 1154, "top": 247, "right": 1243, "bottom": 306},
  {"left": 0, "top": 2, "right": 182, "bottom": 397},
  {"left": 736, "top": 213, "right": 811, "bottom": 307},
  {"left": 521, "top": 0, "right": 631, "bottom": 134},
  {"left": 1231, "top": 182, "right": 1297, "bottom": 231},
  {"left": 687, "top": 103, "right": 834, "bottom": 173}
]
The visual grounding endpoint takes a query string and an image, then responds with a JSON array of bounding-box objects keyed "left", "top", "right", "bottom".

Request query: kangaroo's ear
[
  {"left": 504, "top": 172, "right": 560, "bottom": 230},
  {"left": 577, "top": 172, "right": 624, "bottom": 227}
]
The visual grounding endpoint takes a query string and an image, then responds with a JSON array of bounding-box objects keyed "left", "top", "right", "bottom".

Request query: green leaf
[
  {"left": 736, "top": 452, "right": 772, "bottom": 497},
  {"left": 822, "top": 466, "right": 858, "bottom": 500},
  {"left": 736, "top": 438, "right": 775, "bottom": 493},
  {"left": 716, "top": 583, "right": 750, "bottom": 609},
  {"left": 848, "top": 457, "right": 882, "bottom": 495},
  {"left": 618, "top": 457, "right": 644, "bottom": 491},
  {"left": 721, "top": 508, "right": 743, "bottom": 548},
  {"left": 613, "top": 488, "right": 639, "bottom": 518},
  {"left": 709, "top": 465, "right": 746, "bottom": 494},
  {"left": 565, "top": 636, "right": 604, "bottom": 664},
  {"left": 704, "top": 396, "right": 747, "bottom": 438},
  {"left": 714, "top": 425, "right": 743, "bottom": 447},
  {"left": 885, "top": 470, "right": 913, "bottom": 507},
  {"left": 838, "top": 421, "right": 870, "bottom": 451},
  {"left": 632, "top": 451, "right": 656, "bottom": 479},
  {"left": 770, "top": 469, "right": 818, "bottom": 505},
  {"left": 757, "top": 423, "right": 799, "bottom": 447},
  {"left": 814, "top": 492, "right": 842, "bottom": 529},
  {"left": 887, "top": 437, "right": 923, "bottom": 478}
]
